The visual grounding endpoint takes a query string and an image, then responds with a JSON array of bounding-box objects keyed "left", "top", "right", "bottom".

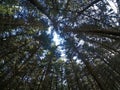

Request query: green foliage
[
  {"left": 0, "top": 0, "right": 120, "bottom": 90},
  {"left": 0, "top": 4, "right": 18, "bottom": 15}
]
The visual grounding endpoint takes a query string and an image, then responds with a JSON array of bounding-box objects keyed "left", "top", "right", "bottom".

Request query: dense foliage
[{"left": 0, "top": 0, "right": 120, "bottom": 90}]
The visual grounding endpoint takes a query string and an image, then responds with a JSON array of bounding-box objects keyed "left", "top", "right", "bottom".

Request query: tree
[{"left": 0, "top": 0, "right": 120, "bottom": 90}]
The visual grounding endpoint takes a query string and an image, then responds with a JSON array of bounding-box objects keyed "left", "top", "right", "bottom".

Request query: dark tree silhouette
[{"left": 0, "top": 0, "right": 120, "bottom": 90}]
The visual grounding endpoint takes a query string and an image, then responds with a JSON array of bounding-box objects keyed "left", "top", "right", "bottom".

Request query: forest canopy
[{"left": 0, "top": 0, "right": 120, "bottom": 90}]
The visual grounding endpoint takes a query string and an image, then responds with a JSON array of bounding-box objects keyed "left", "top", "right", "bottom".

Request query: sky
[
  {"left": 51, "top": 0, "right": 118, "bottom": 63},
  {"left": 52, "top": 0, "right": 118, "bottom": 45},
  {"left": 106, "top": 0, "right": 118, "bottom": 13}
]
